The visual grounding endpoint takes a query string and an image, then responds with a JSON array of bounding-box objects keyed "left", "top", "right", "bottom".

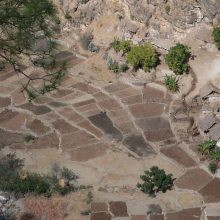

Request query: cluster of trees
[{"left": 111, "top": 38, "right": 191, "bottom": 92}]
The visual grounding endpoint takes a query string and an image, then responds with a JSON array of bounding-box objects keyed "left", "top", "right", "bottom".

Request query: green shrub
[
  {"left": 86, "top": 191, "right": 93, "bottom": 204},
  {"left": 79, "top": 0, "right": 90, "bottom": 4},
  {"left": 165, "top": 5, "right": 171, "bottom": 14},
  {"left": 119, "top": 63, "right": 129, "bottom": 72},
  {"left": 198, "top": 140, "right": 217, "bottom": 156},
  {"left": 211, "top": 151, "right": 220, "bottom": 161},
  {"left": 137, "top": 166, "right": 174, "bottom": 197},
  {"left": 24, "top": 134, "right": 36, "bottom": 143},
  {"left": 127, "top": 44, "right": 158, "bottom": 72},
  {"left": 4, "top": 174, "right": 50, "bottom": 195},
  {"left": 212, "top": 27, "right": 220, "bottom": 49},
  {"left": 209, "top": 162, "right": 218, "bottom": 174},
  {"left": 165, "top": 43, "right": 191, "bottom": 75},
  {"left": 111, "top": 38, "right": 132, "bottom": 54},
  {"left": 164, "top": 74, "right": 180, "bottom": 92}
]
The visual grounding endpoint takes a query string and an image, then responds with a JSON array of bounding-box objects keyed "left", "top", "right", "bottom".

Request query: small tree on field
[
  {"left": 137, "top": 166, "right": 174, "bottom": 197},
  {"left": 165, "top": 43, "right": 191, "bottom": 75},
  {"left": 127, "top": 44, "right": 158, "bottom": 72},
  {"left": 212, "top": 27, "right": 220, "bottom": 49}
]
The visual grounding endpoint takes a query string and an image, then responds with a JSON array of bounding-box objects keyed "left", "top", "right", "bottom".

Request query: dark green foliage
[
  {"left": 64, "top": 10, "right": 72, "bottom": 20},
  {"left": 4, "top": 174, "right": 50, "bottom": 195},
  {"left": 209, "top": 162, "right": 218, "bottom": 174},
  {"left": 24, "top": 134, "right": 36, "bottom": 143},
  {"left": 127, "top": 44, "right": 158, "bottom": 72},
  {"left": 0, "top": 0, "right": 65, "bottom": 99},
  {"left": 0, "top": 154, "right": 79, "bottom": 197},
  {"left": 137, "top": 166, "right": 174, "bottom": 197},
  {"left": 165, "top": 43, "right": 191, "bottom": 74},
  {"left": 198, "top": 140, "right": 217, "bottom": 156},
  {"left": 198, "top": 140, "right": 220, "bottom": 162},
  {"left": 61, "top": 167, "right": 79, "bottom": 181},
  {"left": 86, "top": 191, "right": 93, "bottom": 204},
  {"left": 79, "top": 0, "right": 90, "bottom": 4},
  {"left": 212, "top": 27, "right": 220, "bottom": 49},
  {"left": 164, "top": 74, "right": 180, "bottom": 92},
  {"left": 119, "top": 63, "right": 129, "bottom": 72},
  {"left": 111, "top": 38, "right": 132, "bottom": 54},
  {"left": 165, "top": 5, "right": 171, "bottom": 14},
  {"left": 107, "top": 57, "right": 130, "bottom": 73}
]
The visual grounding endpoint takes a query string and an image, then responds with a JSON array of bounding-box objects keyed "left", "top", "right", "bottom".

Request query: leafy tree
[
  {"left": 127, "top": 44, "right": 158, "bottom": 72},
  {"left": 164, "top": 74, "right": 180, "bottom": 92},
  {"left": 212, "top": 27, "right": 220, "bottom": 49},
  {"left": 137, "top": 166, "right": 174, "bottom": 197},
  {"left": 0, "top": 0, "right": 65, "bottom": 100},
  {"left": 165, "top": 43, "right": 191, "bottom": 74}
]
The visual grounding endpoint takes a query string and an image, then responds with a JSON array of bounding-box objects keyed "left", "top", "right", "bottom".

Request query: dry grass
[
  {"left": 22, "top": 192, "right": 89, "bottom": 220},
  {"left": 23, "top": 196, "right": 67, "bottom": 220}
]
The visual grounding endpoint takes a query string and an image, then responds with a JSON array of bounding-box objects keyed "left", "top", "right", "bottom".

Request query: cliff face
[
  {"left": 55, "top": 0, "right": 220, "bottom": 29},
  {"left": 127, "top": 0, "right": 220, "bottom": 28},
  {"left": 54, "top": 0, "right": 220, "bottom": 49}
]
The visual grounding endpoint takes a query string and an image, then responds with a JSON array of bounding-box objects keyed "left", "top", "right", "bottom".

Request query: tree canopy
[
  {"left": 165, "top": 43, "right": 190, "bottom": 75},
  {"left": 0, "top": 0, "right": 64, "bottom": 100},
  {"left": 127, "top": 43, "right": 158, "bottom": 72}
]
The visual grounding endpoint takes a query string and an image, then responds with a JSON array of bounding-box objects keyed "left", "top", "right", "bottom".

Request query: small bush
[
  {"left": 80, "top": 32, "right": 94, "bottom": 50},
  {"left": 209, "top": 162, "right": 218, "bottom": 174},
  {"left": 164, "top": 74, "right": 180, "bottom": 92},
  {"left": 107, "top": 59, "right": 120, "bottom": 73},
  {"left": 24, "top": 134, "right": 36, "bottom": 143},
  {"left": 212, "top": 27, "right": 220, "bottom": 49},
  {"left": 165, "top": 5, "right": 171, "bottom": 14},
  {"left": 79, "top": 0, "right": 90, "bottom": 4},
  {"left": 137, "top": 166, "right": 174, "bottom": 197},
  {"left": 198, "top": 140, "right": 217, "bottom": 156},
  {"left": 88, "top": 42, "right": 100, "bottom": 53},
  {"left": 119, "top": 63, "right": 129, "bottom": 72},
  {"left": 111, "top": 38, "right": 132, "bottom": 54},
  {"left": 64, "top": 10, "right": 72, "bottom": 20},
  {"left": 86, "top": 191, "right": 93, "bottom": 204},
  {"left": 127, "top": 43, "right": 158, "bottom": 72},
  {"left": 165, "top": 43, "right": 191, "bottom": 75}
]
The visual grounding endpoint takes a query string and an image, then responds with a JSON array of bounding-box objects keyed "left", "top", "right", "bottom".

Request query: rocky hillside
[{"left": 55, "top": 0, "right": 220, "bottom": 33}]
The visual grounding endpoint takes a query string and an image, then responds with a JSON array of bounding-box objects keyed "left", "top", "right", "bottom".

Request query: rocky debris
[{"left": 0, "top": 192, "right": 21, "bottom": 219}]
